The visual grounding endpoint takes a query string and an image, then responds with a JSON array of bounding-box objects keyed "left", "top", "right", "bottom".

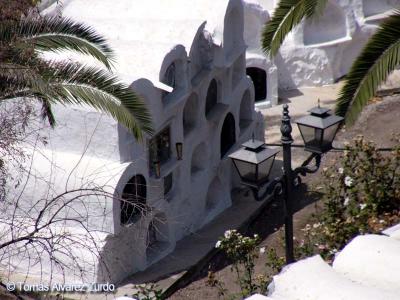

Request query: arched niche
[
  {"left": 239, "top": 90, "right": 253, "bottom": 132},
  {"left": 160, "top": 58, "right": 185, "bottom": 102},
  {"left": 183, "top": 93, "right": 199, "bottom": 137},
  {"left": 162, "top": 63, "right": 176, "bottom": 89},
  {"left": 224, "top": 7, "right": 244, "bottom": 55},
  {"left": 220, "top": 113, "right": 236, "bottom": 158},
  {"left": 246, "top": 67, "right": 267, "bottom": 102},
  {"left": 303, "top": 2, "right": 347, "bottom": 46},
  {"left": 363, "top": 0, "right": 399, "bottom": 17},
  {"left": 205, "top": 177, "right": 224, "bottom": 212},
  {"left": 120, "top": 175, "right": 147, "bottom": 226},
  {"left": 191, "top": 142, "right": 209, "bottom": 176},
  {"left": 146, "top": 212, "right": 170, "bottom": 264},
  {"left": 205, "top": 79, "right": 219, "bottom": 117}
]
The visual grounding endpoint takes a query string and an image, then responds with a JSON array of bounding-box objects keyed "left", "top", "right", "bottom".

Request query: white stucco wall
[
  {"left": 245, "top": 0, "right": 400, "bottom": 90},
  {"left": 246, "top": 230, "right": 400, "bottom": 300},
  {"left": 4, "top": 0, "right": 265, "bottom": 284},
  {"left": 243, "top": 1, "right": 279, "bottom": 108}
]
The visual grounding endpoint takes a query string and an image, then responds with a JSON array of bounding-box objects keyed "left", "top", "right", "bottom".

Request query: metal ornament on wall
[{"left": 176, "top": 142, "right": 183, "bottom": 160}]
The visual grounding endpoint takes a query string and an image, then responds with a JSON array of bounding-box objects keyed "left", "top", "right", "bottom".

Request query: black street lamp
[
  {"left": 229, "top": 103, "right": 343, "bottom": 264},
  {"left": 296, "top": 102, "right": 343, "bottom": 154},
  {"left": 229, "top": 139, "right": 279, "bottom": 189}
]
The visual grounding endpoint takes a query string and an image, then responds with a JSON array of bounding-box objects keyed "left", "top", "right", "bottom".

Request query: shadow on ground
[{"left": 189, "top": 182, "right": 322, "bottom": 282}]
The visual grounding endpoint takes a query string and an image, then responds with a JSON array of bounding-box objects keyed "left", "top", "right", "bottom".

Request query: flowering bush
[
  {"left": 208, "top": 230, "right": 271, "bottom": 299},
  {"left": 131, "top": 283, "right": 163, "bottom": 300},
  {"left": 297, "top": 136, "right": 400, "bottom": 261},
  {"left": 208, "top": 136, "right": 400, "bottom": 298}
]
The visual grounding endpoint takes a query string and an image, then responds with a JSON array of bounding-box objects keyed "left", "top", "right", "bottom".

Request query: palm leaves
[
  {"left": 262, "top": 1, "right": 400, "bottom": 126},
  {"left": 0, "top": 16, "right": 153, "bottom": 141},
  {"left": 336, "top": 11, "right": 400, "bottom": 124},
  {"left": 261, "top": 0, "right": 328, "bottom": 57}
]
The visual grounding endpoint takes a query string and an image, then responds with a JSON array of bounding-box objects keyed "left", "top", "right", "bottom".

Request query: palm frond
[
  {"left": 261, "top": 0, "right": 328, "bottom": 57},
  {"left": 1, "top": 61, "right": 153, "bottom": 140},
  {"left": 0, "top": 63, "right": 49, "bottom": 94},
  {"left": 49, "top": 83, "right": 152, "bottom": 141},
  {"left": 335, "top": 10, "right": 400, "bottom": 125},
  {"left": 0, "top": 16, "right": 114, "bottom": 69},
  {"left": 42, "top": 62, "right": 153, "bottom": 137},
  {"left": 39, "top": 97, "right": 56, "bottom": 127}
]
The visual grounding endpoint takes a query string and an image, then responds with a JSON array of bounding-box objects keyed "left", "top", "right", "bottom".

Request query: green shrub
[
  {"left": 297, "top": 136, "right": 400, "bottom": 261},
  {"left": 130, "top": 283, "right": 163, "bottom": 300}
]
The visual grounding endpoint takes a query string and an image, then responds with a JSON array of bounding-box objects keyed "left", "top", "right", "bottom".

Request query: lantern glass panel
[
  {"left": 323, "top": 124, "right": 340, "bottom": 147},
  {"left": 258, "top": 157, "right": 275, "bottom": 182},
  {"left": 298, "top": 124, "right": 323, "bottom": 149},
  {"left": 234, "top": 160, "right": 257, "bottom": 183}
]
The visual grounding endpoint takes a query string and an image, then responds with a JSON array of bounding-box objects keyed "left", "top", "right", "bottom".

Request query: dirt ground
[{"left": 169, "top": 95, "right": 400, "bottom": 300}]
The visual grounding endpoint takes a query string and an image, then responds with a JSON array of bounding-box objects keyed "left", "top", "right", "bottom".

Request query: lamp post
[{"left": 229, "top": 104, "right": 343, "bottom": 264}]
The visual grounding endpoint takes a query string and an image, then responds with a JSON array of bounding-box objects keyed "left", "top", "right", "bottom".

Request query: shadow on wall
[{"left": 274, "top": 52, "right": 297, "bottom": 90}]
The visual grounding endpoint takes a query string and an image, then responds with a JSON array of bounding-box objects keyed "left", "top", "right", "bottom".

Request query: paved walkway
[{"left": 261, "top": 84, "right": 342, "bottom": 165}]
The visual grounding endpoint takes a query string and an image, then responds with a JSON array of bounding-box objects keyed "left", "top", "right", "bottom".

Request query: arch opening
[
  {"left": 161, "top": 59, "right": 185, "bottom": 102},
  {"left": 220, "top": 113, "right": 236, "bottom": 158},
  {"left": 246, "top": 67, "right": 267, "bottom": 102},
  {"left": 162, "top": 63, "right": 176, "bottom": 89},
  {"left": 183, "top": 93, "right": 199, "bottom": 137},
  {"left": 120, "top": 175, "right": 147, "bottom": 226},
  {"left": 205, "top": 79, "right": 219, "bottom": 117},
  {"left": 161, "top": 62, "right": 176, "bottom": 100}
]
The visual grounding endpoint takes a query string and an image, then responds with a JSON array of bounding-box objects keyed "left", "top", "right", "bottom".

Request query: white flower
[
  {"left": 313, "top": 222, "right": 321, "bottom": 229},
  {"left": 344, "top": 176, "right": 354, "bottom": 187},
  {"left": 330, "top": 248, "right": 338, "bottom": 255},
  {"left": 215, "top": 241, "right": 221, "bottom": 248},
  {"left": 344, "top": 197, "right": 350, "bottom": 206},
  {"left": 224, "top": 230, "right": 232, "bottom": 238},
  {"left": 259, "top": 247, "right": 266, "bottom": 254},
  {"left": 254, "top": 234, "right": 259, "bottom": 239},
  {"left": 338, "top": 168, "right": 344, "bottom": 174},
  {"left": 359, "top": 203, "right": 367, "bottom": 210}
]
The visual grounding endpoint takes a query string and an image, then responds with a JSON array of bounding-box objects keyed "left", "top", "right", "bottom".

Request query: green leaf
[
  {"left": 51, "top": 82, "right": 152, "bottom": 141},
  {"left": 335, "top": 10, "right": 400, "bottom": 125},
  {"left": 0, "top": 16, "right": 115, "bottom": 69},
  {"left": 261, "top": 0, "right": 328, "bottom": 57}
]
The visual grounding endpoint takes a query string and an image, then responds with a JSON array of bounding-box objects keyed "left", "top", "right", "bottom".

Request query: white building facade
[
  {"left": 244, "top": 0, "right": 400, "bottom": 90},
  {"left": 3, "top": 0, "right": 265, "bottom": 284}
]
